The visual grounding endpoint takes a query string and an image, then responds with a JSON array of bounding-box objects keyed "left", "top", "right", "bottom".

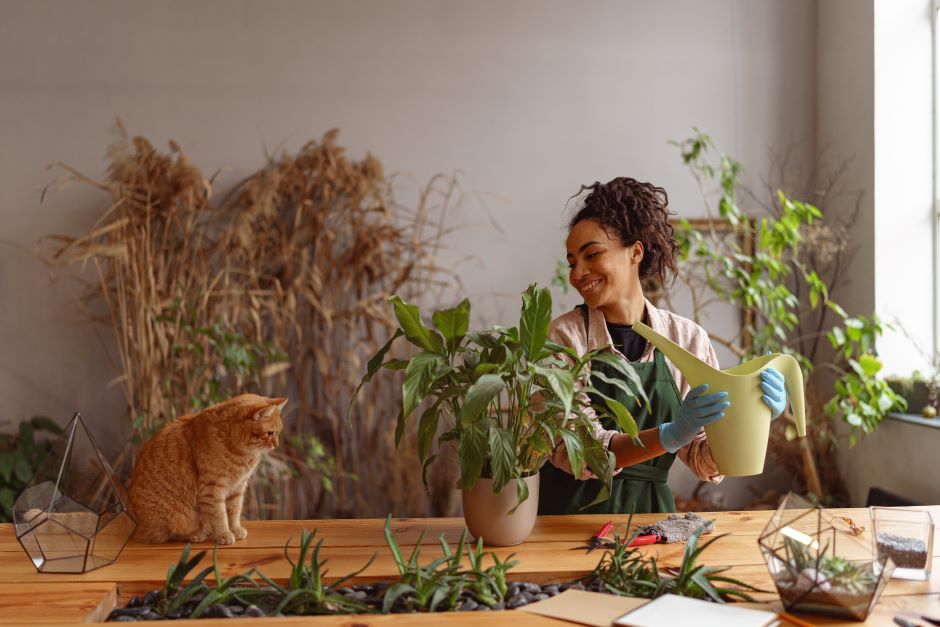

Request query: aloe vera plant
[
  {"left": 583, "top": 522, "right": 763, "bottom": 602},
  {"left": 277, "top": 528, "right": 376, "bottom": 615},
  {"left": 380, "top": 515, "right": 520, "bottom": 612},
  {"left": 350, "top": 283, "right": 649, "bottom": 508}
]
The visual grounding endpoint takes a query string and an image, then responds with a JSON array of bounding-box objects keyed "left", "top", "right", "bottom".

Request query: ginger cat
[{"left": 129, "top": 394, "right": 285, "bottom": 544}]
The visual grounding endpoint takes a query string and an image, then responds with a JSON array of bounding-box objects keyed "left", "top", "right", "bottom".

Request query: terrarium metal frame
[
  {"left": 12, "top": 412, "right": 136, "bottom": 573},
  {"left": 758, "top": 492, "right": 894, "bottom": 621}
]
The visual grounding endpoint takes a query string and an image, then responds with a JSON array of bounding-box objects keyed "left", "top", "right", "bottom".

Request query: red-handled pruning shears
[
  {"left": 571, "top": 520, "right": 616, "bottom": 553},
  {"left": 571, "top": 521, "right": 664, "bottom": 554}
]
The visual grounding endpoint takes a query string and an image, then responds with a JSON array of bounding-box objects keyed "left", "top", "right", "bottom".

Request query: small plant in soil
[
  {"left": 579, "top": 521, "right": 763, "bottom": 602},
  {"left": 771, "top": 534, "right": 883, "bottom": 619}
]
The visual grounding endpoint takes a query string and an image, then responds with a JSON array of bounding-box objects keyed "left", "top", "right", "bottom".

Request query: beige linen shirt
[{"left": 548, "top": 299, "right": 724, "bottom": 483}]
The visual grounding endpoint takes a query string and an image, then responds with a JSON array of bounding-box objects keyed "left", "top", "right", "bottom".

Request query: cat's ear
[{"left": 253, "top": 398, "right": 287, "bottom": 421}]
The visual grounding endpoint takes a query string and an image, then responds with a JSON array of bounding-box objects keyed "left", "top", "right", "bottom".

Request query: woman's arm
[{"left": 607, "top": 427, "right": 666, "bottom": 467}]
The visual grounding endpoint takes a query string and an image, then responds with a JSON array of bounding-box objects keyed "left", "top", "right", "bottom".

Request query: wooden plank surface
[
  {"left": 1, "top": 507, "right": 938, "bottom": 626},
  {"left": 0, "top": 582, "right": 117, "bottom": 623}
]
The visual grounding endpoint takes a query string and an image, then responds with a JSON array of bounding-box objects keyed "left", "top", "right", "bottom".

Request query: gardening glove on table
[
  {"left": 760, "top": 367, "right": 787, "bottom": 419},
  {"left": 659, "top": 384, "right": 730, "bottom": 453}
]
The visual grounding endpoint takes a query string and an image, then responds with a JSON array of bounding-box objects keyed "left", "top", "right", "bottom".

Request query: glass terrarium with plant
[{"left": 758, "top": 492, "right": 893, "bottom": 621}]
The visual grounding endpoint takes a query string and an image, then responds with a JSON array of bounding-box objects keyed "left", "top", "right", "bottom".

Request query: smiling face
[{"left": 566, "top": 218, "right": 644, "bottom": 322}]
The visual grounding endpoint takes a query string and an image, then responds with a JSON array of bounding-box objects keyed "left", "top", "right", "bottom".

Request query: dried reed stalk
[{"left": 41, "top": 122, "right": 459, "bottom": 519}]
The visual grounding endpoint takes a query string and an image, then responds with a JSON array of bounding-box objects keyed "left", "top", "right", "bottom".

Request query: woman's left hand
[{"left": 760, "top": 367, "right": 787, "bottom": 419}]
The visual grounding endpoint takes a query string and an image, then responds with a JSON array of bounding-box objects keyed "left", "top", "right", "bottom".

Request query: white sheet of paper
[{"left": 613, "top": 594, "right": 777, "bottom": 627}]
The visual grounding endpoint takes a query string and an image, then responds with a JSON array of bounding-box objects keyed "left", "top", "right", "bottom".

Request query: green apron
[{"left": 538, "top": 348, "right": 683, "bottom": 515}]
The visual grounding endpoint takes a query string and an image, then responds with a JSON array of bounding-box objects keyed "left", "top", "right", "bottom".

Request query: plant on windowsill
[{"left": 350, "top": 283, "right": 648, "bottom": 545}]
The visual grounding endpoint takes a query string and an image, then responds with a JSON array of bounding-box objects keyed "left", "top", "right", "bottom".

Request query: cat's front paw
[
  {"left": 189, "top": 530, "right": 210, "bottom": 543},
  {"left": 231, "top": 525, "right": 248, "bottom": 541},
  {"left": 215, "top": 531, "right": 236, "bottom": 545}
]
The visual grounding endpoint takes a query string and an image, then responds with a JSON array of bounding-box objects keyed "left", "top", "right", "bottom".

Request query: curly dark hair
[{"left": 568, "top": 177, "right": 679, "bottom": 285}]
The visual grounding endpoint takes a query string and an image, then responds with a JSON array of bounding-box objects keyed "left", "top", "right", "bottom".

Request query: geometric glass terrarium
[
  {"left": 12, "top": 413, "right": 135, "bottom": 573},
  {"left": 758, "top": 492, "right": 894, "bottom": 621}
]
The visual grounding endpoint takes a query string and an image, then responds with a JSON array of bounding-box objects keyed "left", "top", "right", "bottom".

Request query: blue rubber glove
[
  {"left": 760, "top": 367, "right": 787, "bottom": 419},
  {"left": 659, "top": 384, "right": 731, "bottom": 453}
]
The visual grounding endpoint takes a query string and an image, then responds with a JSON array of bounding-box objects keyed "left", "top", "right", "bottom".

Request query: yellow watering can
[{"left": 632, "top": 321, "right": 806, "bottom": 476}]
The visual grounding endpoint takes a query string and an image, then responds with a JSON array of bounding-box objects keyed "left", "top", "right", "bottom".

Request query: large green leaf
[
  {"left": 542, "top": 339, "right": 579, "bottom": 362},
  {"left": 0, "top": 487, "right": 14, "bottom": 511},
  {"left": 590, "top": 368, "right": 646, "bottom": 407},
  {"left": 459, "top": 374, "right": 504, "bottom": 426},
  {"left": 602, "top": 397, "right": 640, "bottom": 438},
  {"left": 857, "top": 353, "right": 882, "bottom": 375},
  {"left": 0, "top": 453, "right": 12, "bottom": 483},
  {"left": 581, "top": 440, "right": 615, "bottom": 509},
  {"left": 533, "top": 365, "right": 574, "bottom": 421},
  {"left": 458, "top": 420, "right": 488, "bottom": 489},
  {"left": 347, "top": 329, "right": 403, "bottom": 421},
  {"left": 389, "top": 295, "right": 444, "bottom": 353},
  {"left": 589, "top": 353, "right": 650, "bottom": 408},
  {"left": 527, "top": 429, "right": 552, "bottom": 456},
  {"left": 488, "top": 426, "right": 516, "bottom": 494},
  {"left": 13, "top": 455, "right": 32, "bottom": 484},
  {"left": 417, "top": 404, "right": 440, "bottom": 461},
  {"left": 558, "top": 429, "right": 585, "bottom": 478},
  {"left": 519, "top": 283, "right": 552, "bottom": 361},
  {"left": 432, "top": 298, "right": 470, "bottom": 351},
  {"left": 402, "top": 353, "right": 445, "bottom": 420}
]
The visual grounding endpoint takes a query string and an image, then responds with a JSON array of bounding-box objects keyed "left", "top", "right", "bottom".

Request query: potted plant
[{"left": 350, "top": 283, "right": 647, "bottom": 545}]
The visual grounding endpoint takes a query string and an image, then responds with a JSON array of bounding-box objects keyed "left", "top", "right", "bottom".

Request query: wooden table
[{"left": 1, "top": 508, "right": 938, "bottom": 625}]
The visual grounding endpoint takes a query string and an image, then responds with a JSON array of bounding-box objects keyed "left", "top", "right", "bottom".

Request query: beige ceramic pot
[{"left": 461, "top": 473, "right": 539, "bottom": 546}]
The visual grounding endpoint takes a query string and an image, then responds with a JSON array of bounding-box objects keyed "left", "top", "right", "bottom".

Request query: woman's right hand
[{"left": 658, "top": 384, "right": 730, "bottom": 453}]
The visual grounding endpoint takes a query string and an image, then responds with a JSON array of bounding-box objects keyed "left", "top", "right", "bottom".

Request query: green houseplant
[
  {"left": 350, "top": 283, "right": 648, "bottom": 544},
  {"left": 0, "top": 416, "right": 62, "bottom": 522},
  {"left": 665, "top": 129, "right": 906, "bottom": 500}
]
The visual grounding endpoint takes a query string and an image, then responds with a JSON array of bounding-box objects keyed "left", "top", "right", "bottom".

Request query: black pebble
[
  {"left": 111, "top": 607, "right": 150, "bottom": 618},
  {"left": 228, "top": 605, "right": 244, "bottom": 615},
  {"left": 206, "top": 604, "right": 234, "bottom": 618},
  {"left": 458, "top": 599, "right": 479, "bottom": 611},
  {"left": 522, "top": 582, "right": 541, "bottom": 594},
  {"left": 476, "top": 605, "right": 491, "bottom": 611},
  {"left": 244, "top": 605, "right": 266, "bottom": 617},
  {"left": 506, "top": 595, "right": 528, "bottom": 609},
  {"left": 543, "top": 585, "right": 560, "bottom": 596},
  {"left": 143, "top": 591, "right": 160, "bottom": 606},
  {"left": 114, "top": 617, "right": 138, "bottom": 623},
  {"left": 126, "top": 596, "right": 142, "bottom": 608},
  {"left": 140, "top": 611, "right": 162, "bottom": 621},
  {"left": 532, "top": 593, "right": 549, "bottom": 602},
  {"left": 489, "top": 602, "right": 505, "bottom": 610}
]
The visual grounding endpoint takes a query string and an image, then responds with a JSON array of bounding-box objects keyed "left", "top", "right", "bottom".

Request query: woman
[{"left": 538, "top": 177, "right": 788, "bottom": 514}]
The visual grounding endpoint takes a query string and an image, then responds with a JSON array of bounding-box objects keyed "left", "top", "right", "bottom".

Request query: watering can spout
[
  {"left": 631, "top": 320, "right": 807, "bottom": 476},
  {"left": 631, "top": 321, "right": 719, "bottom": 384}
]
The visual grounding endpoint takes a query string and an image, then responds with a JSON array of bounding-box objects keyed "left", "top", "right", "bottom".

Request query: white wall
[{"left": 0, "top": 0, "right": 816, "bottom": 507}]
